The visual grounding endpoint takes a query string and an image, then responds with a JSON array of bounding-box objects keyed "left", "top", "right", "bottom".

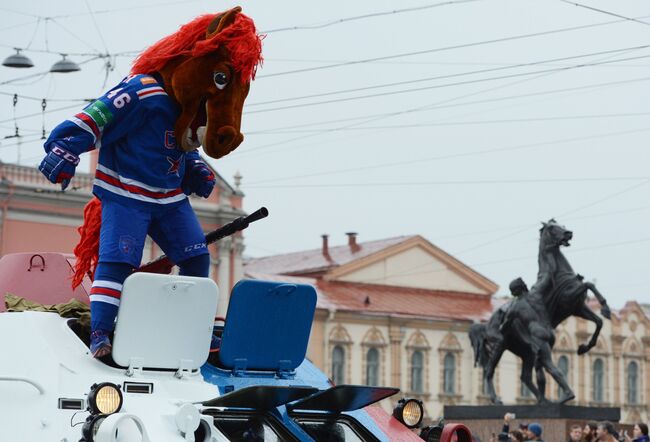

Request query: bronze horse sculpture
[{"left": 470, "top": 219, "right": 611, "bottom": 404}]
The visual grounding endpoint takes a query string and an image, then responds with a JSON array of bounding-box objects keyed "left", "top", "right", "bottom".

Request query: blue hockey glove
[
  {"left": 38, "top": 145, "right": 79, "bottom": 190},
  {"left": 182, "top": 158, "right": 216, "bottom": 198}
]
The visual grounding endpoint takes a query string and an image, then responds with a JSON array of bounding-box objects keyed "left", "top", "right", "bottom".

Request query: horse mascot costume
[{"left": 38, "top": 7, "right": 263, "bottom": 357}]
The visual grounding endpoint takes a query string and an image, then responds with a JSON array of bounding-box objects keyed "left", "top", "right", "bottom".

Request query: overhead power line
[
  {"left": 257, "top": 13, "right": 650, "bottom": 78},
  {"left": 244, "top": 176, "right": 650, "bottom": 189},
  {"left": 0, "top": 102, "right": 85, "bottom": 125},
  {"left": 237, "top": 74, "right": 650, "bottom": 157},
  {"left": 245, "top": 125, "right": 650, "bottom": 185},
  {"left": 248, "top": 112, "right": 650, "bottom": 135},
  {"left": 246, "top": 52, "right": 650, "bottom": 113},
  {"left": 262, "top": 0, "right": 482, "bottom": 33},
  {"left": 248, "top": 45, "right": 650, "bottom": 107},
  {"left": 559, "top": 0, "right": 650, "bottom": 27},
  {"left": 454, "top": 179, "right": 650, "bottom": 257}
]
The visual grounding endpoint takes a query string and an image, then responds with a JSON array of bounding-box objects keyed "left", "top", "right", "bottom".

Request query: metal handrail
[{"left": 0, "top": 376, "right": 45, "bottom": 394}]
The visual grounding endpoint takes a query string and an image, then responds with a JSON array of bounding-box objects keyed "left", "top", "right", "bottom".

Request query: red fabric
[
  {"left": 89, "top": 287, "right": 121, "bottom": 298},
  {"left": 130, "top": 13, "right": 263, "bottom": 82},
  {"left": 364, "top": 406, "right": 422, "bottom": 441},
  {"left": 72, "top": 197, "right": 102, "bottom": 288}
]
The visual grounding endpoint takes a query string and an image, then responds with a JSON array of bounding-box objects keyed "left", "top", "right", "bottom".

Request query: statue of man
[{"left": 499, "top": 277, "right": 529, "bottom": 333}]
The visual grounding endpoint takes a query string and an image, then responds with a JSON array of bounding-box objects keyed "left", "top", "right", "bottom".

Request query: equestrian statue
[{"left": 470, "top": 219, "right": 611, "bottom": 404}]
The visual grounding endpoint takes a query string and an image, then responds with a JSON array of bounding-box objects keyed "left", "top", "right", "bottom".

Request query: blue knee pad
[
  {"left": 178, "top": 254, "right": 210, "bottom": 277},
  {"left": 90, "top": 262, "right": 133, "bottom": 332}
]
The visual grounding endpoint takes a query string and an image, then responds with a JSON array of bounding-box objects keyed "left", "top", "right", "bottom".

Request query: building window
[
  {"left": 366, "top": 348, "right": 379, "bottom": 387},
  {"left": 443, "top": 353, "right": 456, "bottom": 394},
  {"left": 627, "top": 361, "right": 639, "bottom": 404},
  {"left": 332, "top": 345, "right": 345, "bottom": 385},
  {"left": 411, "top": 351, "right": 424, "bottom": 393},
  {"left": 557, "top": 355, "right": 569, "bottom": 397},
  {"left": 592, "top": 358, "right": 604, "bottom": 402}
]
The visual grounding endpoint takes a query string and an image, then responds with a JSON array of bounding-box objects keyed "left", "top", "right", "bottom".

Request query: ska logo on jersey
[
  {"left": 164, "top": 130, "right": 176, "bottom": 149},
  {"left": 167, "top": 156, "right": 182, "bottom": 176}
]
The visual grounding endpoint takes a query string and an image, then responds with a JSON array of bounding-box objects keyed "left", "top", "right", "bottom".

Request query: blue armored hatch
[{"left": 219, "top": 280, "right": 317, "bottom": 373}]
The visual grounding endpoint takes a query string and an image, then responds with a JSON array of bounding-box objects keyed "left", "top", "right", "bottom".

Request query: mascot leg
[
  {"left": 89, "top": 262, "right": 133, "bottom": 357},
  {"left": 178, "top": 254, "right": 210, "bottom": 277}
]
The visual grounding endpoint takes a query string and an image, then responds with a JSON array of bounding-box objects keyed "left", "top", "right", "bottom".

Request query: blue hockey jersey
[{"left": 44, "top": 74, "right": 197, "bottom": 206}]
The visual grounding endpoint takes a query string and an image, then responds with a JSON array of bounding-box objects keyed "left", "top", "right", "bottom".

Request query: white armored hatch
[{"left": 112, "top": 272, "right": 219, "bottom": 375}]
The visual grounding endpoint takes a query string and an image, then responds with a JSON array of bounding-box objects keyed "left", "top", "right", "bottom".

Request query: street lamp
[
  {"left": 50, "top": 54, "right": 81, "bottom": 73},
  {"left": 2, "top": 49, "right": 34, "bottom": 68}
]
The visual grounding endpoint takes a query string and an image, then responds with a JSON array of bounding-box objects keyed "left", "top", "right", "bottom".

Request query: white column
[{"left": 215, "top": 237, "right": 232, "bottom": 317}]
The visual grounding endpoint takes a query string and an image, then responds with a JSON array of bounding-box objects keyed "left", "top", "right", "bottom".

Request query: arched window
[
  {"left": 592, "top": 358, "right": 604, "bottom": 402},
  {"left": 411, "top": 351, "right": 424, "bottom": 393},
  {"left": 332, "top": 345, "right": 345, "bottom": 385},
  {"left": 366, "top": 348, "right": 379, "bottom": 387},
  {"left": 443, "top": 353, "right": 456, "bottom": 394},
  {"left": 557, "top": 355, "right": 569, "bottom": 397},
  {"left": 627, "top": 361, "right": 639, "bottom": 404}
]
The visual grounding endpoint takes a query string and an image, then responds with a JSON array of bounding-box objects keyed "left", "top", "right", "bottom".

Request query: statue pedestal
[{"left": 444, "top": 404, "right": 621, "bottom": 441}]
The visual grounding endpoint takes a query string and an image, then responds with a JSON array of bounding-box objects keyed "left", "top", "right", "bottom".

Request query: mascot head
[{"left": 131, "top": 6, "right": 263, "bottom": 159}]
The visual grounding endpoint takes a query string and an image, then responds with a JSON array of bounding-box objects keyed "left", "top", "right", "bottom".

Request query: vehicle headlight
[
  {"left": 420, "top": 425, "right": 444, "bottom": 442},
  {"left": 392, "top": 398, "right": 424, "bottom": 428},
  {"left": 88, "top": 382, "right": 123, "bottom": 415}
]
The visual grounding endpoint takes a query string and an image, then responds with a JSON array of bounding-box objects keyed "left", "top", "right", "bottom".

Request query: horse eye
[{"left": 213, "top": 72, "right": 228, "bottom": 90}]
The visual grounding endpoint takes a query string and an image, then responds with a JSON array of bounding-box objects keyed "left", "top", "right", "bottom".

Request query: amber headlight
[
  {"left": 88, "top": 382, "right": 123, "bottom": 415},
  {"left": 393, "top": 398, "right": 424, "bottom": 428}
]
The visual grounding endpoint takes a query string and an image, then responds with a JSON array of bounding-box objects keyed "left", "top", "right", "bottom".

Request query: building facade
[
  {"left": 0, "top": 161, "right": 246, "bottom": 315},
  {"left": 245, "top": 233, "right": 650, "bottom": 424}
]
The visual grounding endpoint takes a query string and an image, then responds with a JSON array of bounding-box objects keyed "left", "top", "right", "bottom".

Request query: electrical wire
[
  {"left": 0, "top": 90, "right": 92, "bottom": 102},
  {"left": 559, "top": 0, "right": 650, "bottom": 27},
  {"left": 247, "top": 45, "right": 650, "bottom": 107},
  {"left": 247, "top": 112, "right": 650, "bottom": 135},
  {"left": 0, "top": 102, "right": 86, "bottom": 125},
  {"left": 257, "top": 14, "right": 650, "bottom": 78},
  {"left": 244, "top": 176, "right": 650, "bottom": 189},
  {"left": 235, "top": 73, "right": 650, "bottom": 158},
  {"left": 453, "top": 179, "right": 650, "bottom": 257},
  {"left": 237, "top": 73, "right": 650, "bottom": 161},
  {"left": 261, "top": 0, "right": 482, "bottom": 33},
  {"left": 247, "top": 53, "right": 650, "bottom": 114},
  {"left": 50, "top": 18, "right": 102, "bottom": 54},
  {"left": 245, "top": 125, "right": 650, "bottom": 185},
  {"left": 83, "top": 0, "right": 109, "bottom": 54}
]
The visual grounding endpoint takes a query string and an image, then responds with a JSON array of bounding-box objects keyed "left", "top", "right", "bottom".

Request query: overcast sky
[{"left": 1, "top": 0, "right": 649, "bottom": 308}]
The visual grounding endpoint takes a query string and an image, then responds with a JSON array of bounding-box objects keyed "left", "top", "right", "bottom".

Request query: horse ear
[{"left": 206, "top": 6, "right": 242, "bottom": 39}]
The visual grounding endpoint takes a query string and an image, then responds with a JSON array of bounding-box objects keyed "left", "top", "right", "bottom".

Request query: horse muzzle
[{"left": 202, "top": 125, "right": 244, "bottom": 159}]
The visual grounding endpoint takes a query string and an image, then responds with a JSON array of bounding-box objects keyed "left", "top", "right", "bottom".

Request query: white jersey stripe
[
  {"left": 89, "top": 294, "right": 121, "bottom": 306},
  {"left": 91, "top": 280, "right": 123, "bottom": 291},
  {"left": 94, "top": 179, "right": 187, "bottom": 205},
  {"left": 69, "top": 116, "right": 97, "bottom": 143},
  {"left": 137, "top": 86, "right": 166, "bottom": 97},
  {"left": 138, "top": 91, "right": 167, "bottom": 99},
  {"left": 96, "top": 164, "right": 180, "bottom": 194}
]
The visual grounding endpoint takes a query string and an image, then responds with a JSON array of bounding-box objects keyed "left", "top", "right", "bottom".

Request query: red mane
[{"left": 131, "top": 13, "right": 263, "bottom": 81}]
